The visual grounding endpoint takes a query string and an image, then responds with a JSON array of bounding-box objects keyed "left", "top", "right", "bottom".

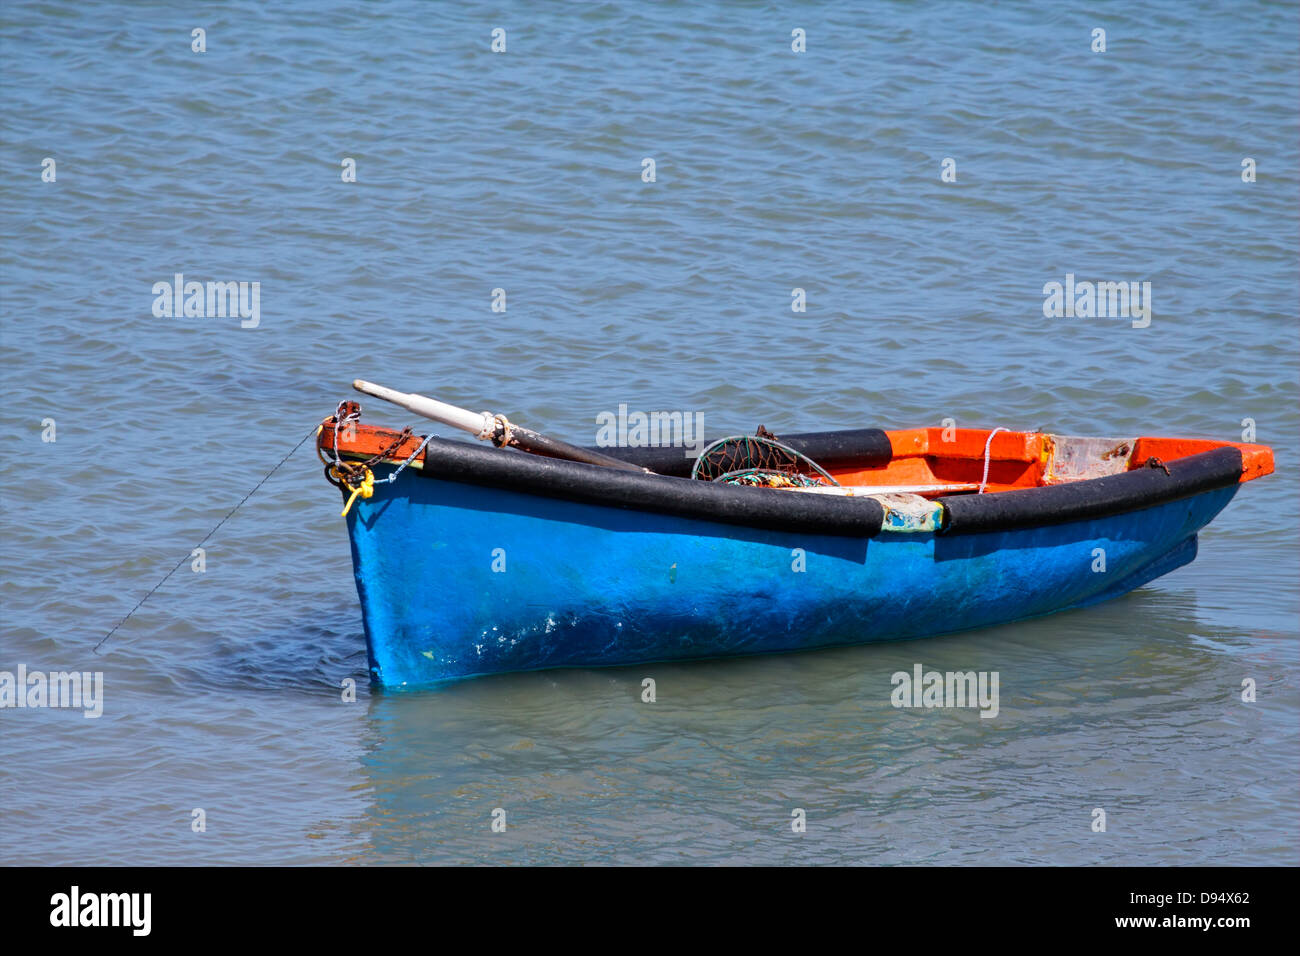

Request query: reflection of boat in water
[
  {"left": 317, "top": 408, "right": 1272, "bottom": 689},
  {"left": 350, "top": 589, "right": 1282, "bottom": 865}
]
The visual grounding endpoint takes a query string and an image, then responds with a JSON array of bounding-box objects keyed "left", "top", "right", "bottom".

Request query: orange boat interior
[
  {"left": 322, "top": 421, "right": 1273, "bottom": 498},
  {"left": 822, "top": 429, "right": 1274, "bottom": 498}
]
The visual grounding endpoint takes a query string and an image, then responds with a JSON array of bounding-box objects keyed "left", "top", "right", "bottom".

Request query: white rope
[
  {"left": 332, "top": 405, "right": 360, "bottom": 464},
  {"left": 978, "top": 427, "right": 1010, "bottom": 494},
  {"left": 375, "top": 432, "right": 435, "bottom": 484}
]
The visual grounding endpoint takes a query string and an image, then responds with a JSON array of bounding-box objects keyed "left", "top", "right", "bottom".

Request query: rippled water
[{"left": 1, "top": 1, "right": 1296, "bottom": 865}]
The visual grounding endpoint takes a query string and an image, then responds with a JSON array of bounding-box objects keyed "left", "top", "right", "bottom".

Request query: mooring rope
[
  {"left": 93, "top": 423, "right": 321, "bottom": 654},
  {"left": 316, "top": 403, "right": 434, "bottom": 515}
]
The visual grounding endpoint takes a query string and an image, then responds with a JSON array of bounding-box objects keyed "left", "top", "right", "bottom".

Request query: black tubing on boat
[
  {"left": 415, "top": 435, "right": 886, "bottom": 537},
  {"left": 594, "top": 428, "right": 895, "bottom": 477},
  {"left": 938, "top": 446, "right": 1245, "bottom": 535},
  {"left": 411, "top": 434, "right": 1243, "bottom": 539}
]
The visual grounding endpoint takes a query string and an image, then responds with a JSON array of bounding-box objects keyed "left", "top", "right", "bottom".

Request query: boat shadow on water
[{"left": 343, "top": 585, "right": 1286, "bottom": 864}]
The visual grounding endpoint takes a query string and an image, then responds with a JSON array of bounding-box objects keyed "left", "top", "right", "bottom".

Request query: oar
[{"left": 352, "top": 379, "right": 649, "bottom": 473}]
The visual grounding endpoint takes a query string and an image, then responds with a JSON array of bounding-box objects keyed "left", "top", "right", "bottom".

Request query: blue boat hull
[{"left": 343, "top": 465, "right": 1238, "bottom": 687}]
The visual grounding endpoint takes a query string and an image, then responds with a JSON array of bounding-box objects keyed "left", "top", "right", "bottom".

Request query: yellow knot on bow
[{"left": 339, "top": 467, "right": 375, "bottom": 517}]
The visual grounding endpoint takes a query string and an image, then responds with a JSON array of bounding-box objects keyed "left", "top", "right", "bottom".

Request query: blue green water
[{"left": 1, "top": 1, "right": 1296, "bottom": 864}]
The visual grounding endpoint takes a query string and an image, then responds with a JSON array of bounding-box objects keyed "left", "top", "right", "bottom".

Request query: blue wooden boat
[{"left": 317, "top": 406, "right": 1273, "bottom": 688}]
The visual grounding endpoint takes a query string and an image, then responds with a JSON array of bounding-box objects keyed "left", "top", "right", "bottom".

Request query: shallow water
[{"left": 1, "top": 1, "right": 1296, "bottom": 865}]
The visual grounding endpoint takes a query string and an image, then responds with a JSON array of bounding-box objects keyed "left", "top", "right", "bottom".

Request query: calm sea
[{"left": 1, "top": 1, "right": 1296, "bottom": 865}]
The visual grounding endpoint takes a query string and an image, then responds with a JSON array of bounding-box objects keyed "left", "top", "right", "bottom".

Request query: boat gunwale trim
[{"left": 323, "top": 425, "right": 1250, "bottom": 539}]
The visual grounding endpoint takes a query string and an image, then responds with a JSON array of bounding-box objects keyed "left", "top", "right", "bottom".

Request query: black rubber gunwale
[
  {"left": 937, "top": 446, "right": 1244, "bottom": 535},
  {"left": 392, "top": 431, "right": 1244, "bottom": 538},
  {"left": 413, "top": 435, "right": 885, "bottom": 537}
]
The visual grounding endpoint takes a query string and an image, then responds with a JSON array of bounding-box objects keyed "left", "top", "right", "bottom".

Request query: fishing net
[{"left": 691, "top": 430, "right": 839, "bottom": 488}]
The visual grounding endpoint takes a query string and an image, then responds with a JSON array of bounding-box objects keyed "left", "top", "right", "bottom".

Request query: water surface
[{"left": 1, "top": 0, "right": 1296, "bottom": 865}]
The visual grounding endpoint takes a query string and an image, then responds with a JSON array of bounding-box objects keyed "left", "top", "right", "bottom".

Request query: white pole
[{"left": 353, "top": 380, "right": 495, "bottom": 439}]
